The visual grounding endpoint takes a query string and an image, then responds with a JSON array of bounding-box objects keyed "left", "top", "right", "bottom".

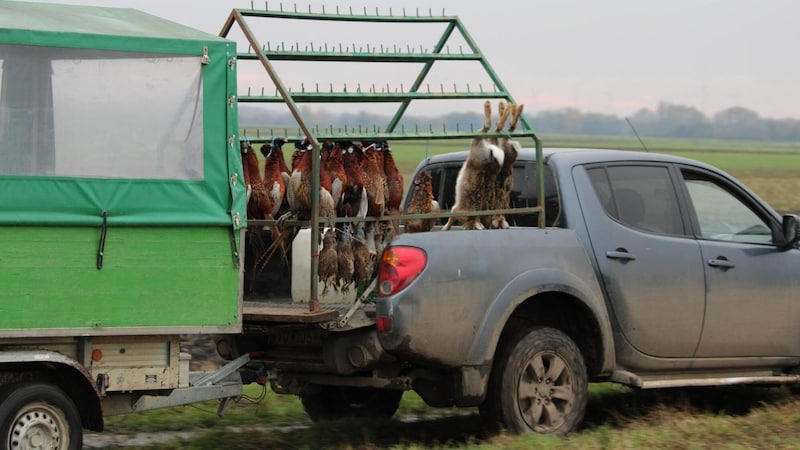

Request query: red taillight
[
  {"left": 377, "top": 246, "right": 427, "bottom": 297},
  {"left": 376, "top": 316, "right": 393, "bottom": 333}
]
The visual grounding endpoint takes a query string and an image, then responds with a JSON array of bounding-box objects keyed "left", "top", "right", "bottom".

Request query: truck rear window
[{"left": 425, "top": 160, "right": 560, "bottom": 227}]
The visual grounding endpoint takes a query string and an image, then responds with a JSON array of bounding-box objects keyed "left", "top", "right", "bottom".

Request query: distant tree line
[
  {"left": 239, "top": 102, "right": 800, "bottom": 141},
  {"left": 535, "top": 102, "right": 800, "bottom": 141}
]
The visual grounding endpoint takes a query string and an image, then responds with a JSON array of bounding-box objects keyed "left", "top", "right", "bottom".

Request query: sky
[{"left": 11, "top": 0, "right": 800, "bottom": 120}]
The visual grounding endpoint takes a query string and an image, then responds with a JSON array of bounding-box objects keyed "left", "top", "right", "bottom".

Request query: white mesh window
[{"left": 0, "top": 44, "right": 204, "bottom": 179}]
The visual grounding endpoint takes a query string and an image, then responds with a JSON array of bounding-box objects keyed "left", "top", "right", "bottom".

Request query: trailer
[
  {"left": 0, "top": 2, "right": 249, "bottom": 448},
  {"left": 0, "top": 2, "right": 543, "bottom": 447}
]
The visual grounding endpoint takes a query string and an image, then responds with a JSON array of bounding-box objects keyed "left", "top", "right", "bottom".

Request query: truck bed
[
  {"left": 242, "top": 298, "right": 375, "bottom": 326},
  {"left": 243, "top": 300, "right": 341, "bottom": 323}
]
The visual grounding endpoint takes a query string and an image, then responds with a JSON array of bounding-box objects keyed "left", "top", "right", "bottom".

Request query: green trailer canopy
[
  {"left": 0, "top": 0, "right": 246, "bottom": 228},
  {"left": 0, "top": 1, "right": 244, "bottom": 335}
]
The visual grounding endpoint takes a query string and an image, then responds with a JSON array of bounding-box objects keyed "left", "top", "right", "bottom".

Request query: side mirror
[{"left": 781, "top": 214, "right": 800, "bottom": 248}]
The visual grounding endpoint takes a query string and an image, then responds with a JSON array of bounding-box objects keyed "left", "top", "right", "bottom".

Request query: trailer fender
[{"left": 0, "top": 350, "right": 104, "bottom": 431}]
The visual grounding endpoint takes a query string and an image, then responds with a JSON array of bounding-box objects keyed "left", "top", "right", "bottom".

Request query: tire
[
  {"left": 483, "top": 326, "right": 588, "bottom": 435},
  {"left": 0, "top": 382, "right": 83, "bottom": 450},
  {"left": 479, "top": 318, "right": 530, "bottom": 429},
  {"left": 300, "top": 385, "right": 403, "bottom": 422}
]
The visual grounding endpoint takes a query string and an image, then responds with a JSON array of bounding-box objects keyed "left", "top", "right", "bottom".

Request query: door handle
[
  {"left": 606, "top": 249, "right": 636, "bottom": 261},
  {"left": 707, "top": 257, "right": 735, "bottom": 269}
]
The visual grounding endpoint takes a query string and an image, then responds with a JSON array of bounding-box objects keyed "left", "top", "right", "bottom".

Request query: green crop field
[
  {"left": 388, "top": 135, "right": 800, "bottom": 212},
  {"left": 387, "top": 134, "right": 800, "bottom": 167}
]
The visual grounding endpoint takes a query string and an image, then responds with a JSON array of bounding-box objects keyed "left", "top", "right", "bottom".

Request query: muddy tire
[
  {"left": 482, "top": 326, "right": 587, "bottom": 435},
  {"left": 0, "top": 382, "right": 83, "bottom": 450},
  {"left": 300, "top": 386, "right": 403, "bottom": 422}
]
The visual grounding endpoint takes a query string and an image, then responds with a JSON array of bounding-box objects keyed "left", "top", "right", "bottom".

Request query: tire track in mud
[
  {"left": 83, "top": 425, "right": 310, "bottom": 448},
  {"left": 83, "top": 412, "right": 476, "bottom": 448}
]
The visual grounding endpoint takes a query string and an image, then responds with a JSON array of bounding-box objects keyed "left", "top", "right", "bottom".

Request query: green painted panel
[{"left": 0, "top": 227, "right": 239, "bottom": 332}]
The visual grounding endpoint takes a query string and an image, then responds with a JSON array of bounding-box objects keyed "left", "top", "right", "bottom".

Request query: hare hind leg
[
  {"left": 507, "top": 104, "right": 525, "bottom": 132},
  {"left": 495, "top": 101, "right": 512, "bottom": 132},
  {"left": 481, "top": 100, "right": 493, "bottom": 132}
]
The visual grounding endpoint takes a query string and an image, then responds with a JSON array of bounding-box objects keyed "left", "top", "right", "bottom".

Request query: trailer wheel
[
  {"left": 300, "top": 386, "right": 403, "bottom": 422},
  {"left": 482, "top": 326, "right": 587, "bottom": 435},
  {"left": 0, "top": 382, "right": 82, "bottom": 450}
]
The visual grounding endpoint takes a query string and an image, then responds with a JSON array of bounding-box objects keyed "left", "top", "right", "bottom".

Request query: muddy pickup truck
[{"left": 373, "top": 147, "right": 800, "bottom": 434}]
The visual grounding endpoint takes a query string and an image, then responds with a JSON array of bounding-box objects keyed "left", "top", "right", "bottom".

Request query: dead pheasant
[
  {"left": 381, "top": 141, "right": 404, "bottom": 234},
  {"left": 352, "top": 227, "right": 375, "bottom": 286},
  {"left": 336, "top": 226, "right": 355, "bottom": 293},
  {"left": 318, "top": 227, "right": 338, "bottom": 295},
  {"left": 405, "top": 170, "right": 440, "bottom": 233},
  {"left": 323, "top": 141, "right": 347, "bottom": 214},
  {"left": 285, "top": 138, "right": 335, "bottom": 223}
]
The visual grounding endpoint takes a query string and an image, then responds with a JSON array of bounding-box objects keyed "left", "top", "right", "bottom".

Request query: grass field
[{"left": 96, "top": 382, "right": 800, "bottom": 449}]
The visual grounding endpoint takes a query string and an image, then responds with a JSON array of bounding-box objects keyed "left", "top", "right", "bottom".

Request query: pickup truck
[{"left": 371, "top": 146, "right": 800, "bottom": 435}]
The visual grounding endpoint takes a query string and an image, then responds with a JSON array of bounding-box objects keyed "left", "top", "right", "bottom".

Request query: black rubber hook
[{"left": 97, "top": 210, "right": 108, "bottom": 270}]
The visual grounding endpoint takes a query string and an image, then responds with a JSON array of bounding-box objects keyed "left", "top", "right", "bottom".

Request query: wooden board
[{"left": 243, "top": 305, "right": 339, "bottom": 323}]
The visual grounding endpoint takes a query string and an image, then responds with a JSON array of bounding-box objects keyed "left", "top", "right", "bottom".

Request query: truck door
[
  {"left": 680, "top": 168, "right": 800, "bottom": 358},
  {"left": 578, "top": 164, "right": 705, "bottom": 358}
]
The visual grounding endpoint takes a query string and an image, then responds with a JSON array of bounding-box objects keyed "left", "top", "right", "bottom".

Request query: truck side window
[
  {"left": 682, "top": 170, "right": 773, "bottom": 244},
  {"left": 588, "top": 165, "right": 684, "bottom": 235}
]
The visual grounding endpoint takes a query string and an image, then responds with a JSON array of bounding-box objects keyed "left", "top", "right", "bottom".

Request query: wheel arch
[
  {"left": 469, "top": 267, "right": 615, "bottom": 378},
  {"left": 508, "top": 291, "right": 606, "bottom": 376},
  {"left": 0, "top": 351, "right": 104, "bottom": 432}
]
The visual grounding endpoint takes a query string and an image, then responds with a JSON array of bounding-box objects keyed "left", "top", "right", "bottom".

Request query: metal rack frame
[{"left": 220, "top": 5, "right": 545, "bottom": 311}]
